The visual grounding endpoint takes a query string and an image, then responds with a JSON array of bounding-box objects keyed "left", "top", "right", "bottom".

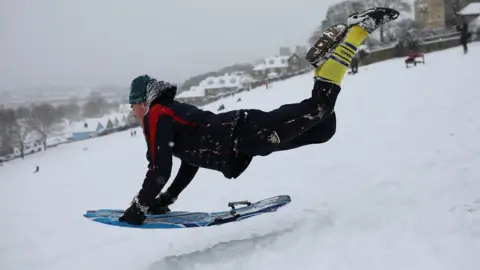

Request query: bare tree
[
  {"left": 309, "top": 1, "right": 365, "bottom": 45},
  {"left": 57, "top": 103, "right": 81, "bottom": 121},
  {"left": 11, "top": 118, "right": 33, "bottom": 159},
  {"left": 381, "top": 18, "right": 421, "bottom": 43},
  {"left": 30, "top": 104, "right": 62, "bottom": 150},
  {"left": 82, "top": 96, "right": 108, "bottom": 118},
  {"left": 16, "top": 106, "right": 31, "bottom": 119},
  {"left": 0, "top": 108, "right": 16, "bottom": 157},
  {"left": 0, "top": 108, "right": 34, "bottom": 159}
]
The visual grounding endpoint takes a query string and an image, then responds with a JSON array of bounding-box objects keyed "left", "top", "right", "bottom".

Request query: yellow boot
[
  {"left": 314, "top": 7, "right": 400, "bottom": 85},
  {"left": 314, "top": 26, "right": 368, "bottom": 86}
]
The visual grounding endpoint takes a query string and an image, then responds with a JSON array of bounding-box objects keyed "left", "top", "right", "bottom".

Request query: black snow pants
[{"left": 235, "top": 80, "right": 340, "bottom": 157}]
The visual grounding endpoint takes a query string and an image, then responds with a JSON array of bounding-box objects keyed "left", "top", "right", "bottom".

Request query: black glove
[
  {"left": 119, "top": 203, "right": 146, "bottom": 225},
  {"left": 148, "top": 192, "right": 177, "bottom": 214}
]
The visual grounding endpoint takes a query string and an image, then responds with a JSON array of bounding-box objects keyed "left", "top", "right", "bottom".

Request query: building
[
  {"left": 458, "top": 2, "right": 480, "bottom": 24},
  {"left": 252, "top": 54, "right": 309, "bottom": 80},
  {"left": 69, "top": 120, "right": 105, "bottom": 141},
  {"left": 199, "top": 72, "right": 253, "bottom": 97},
  {"left": 471, "top": 13, "right": 480, "bottom": 30},
  {"left": 414, "top": 0, "right": 446, "bottom": 29},
  {"left": 252, "top": 56, "right": 290, "bottom": 79},
  {"left": 414, "top": 0, "right": 478, "bottom": 29},
  {"left": 175, "top": 86, "right": 207, "bottom": 105},
  {"left": 287, "top": 53, "right": 310, "bottom": 73},
  {"left": 295, "top": 45, "right": 308, "bottom": 57},
  {"left": 67, "top": 113, "right": 129, "bottom": 141}
]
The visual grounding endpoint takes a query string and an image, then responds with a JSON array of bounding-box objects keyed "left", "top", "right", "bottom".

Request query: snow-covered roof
[
  {"left": 253, "top": 56, "right": 289, "bottom": 71},
  {"left": 70, "top": 119, "right": 104, "bottom": 133},
  {"left": 176, "top": 86, "right": 205, "bottom": 98},
  {"left": 199, "top": 73, "right": 253, "bottom": 90},
  {"left": 102, "top": 113, "right": 127, "bottom": 124},
  {"left": 458, "top": 3, "right": 480, "bottom": 15},
  {"left": 68, "top": 113, "right": 129, "bottom": 133}
]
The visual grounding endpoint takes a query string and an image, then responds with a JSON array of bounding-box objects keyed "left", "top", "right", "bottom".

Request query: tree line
[
  {"left": 309, "top": 0, "right": 412, "bottom": 46},
  {"left": 309, "top": 0, "right": 474, "bottom": 48},
  {"left": 0, "top": 96, "right": 120, "bottom": 159}
]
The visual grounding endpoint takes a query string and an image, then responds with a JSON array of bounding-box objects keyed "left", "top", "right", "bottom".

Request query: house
[
  {"left": 295, "top": 45, "right": 308, "bottom": 56},
  {"left": 471, "top": 15, "right": 480, "bottom": 33},
  {"left": 46, "top": 135, "right": 69, "bottom": 147},
  {"left": 13, "top": 140, "right": 44, "bottom": 157},
  {"left": 175, "top": 86, "right": 207, "bottom": 105},
  {"left": 199, "top": 72, "right": 254, "bottom": 97},
  {"left": 113, "top": 118, "right": 121, "bottom": 128},
  {"left": 414, "top": 0, "right": 447, "bottom": 29},
  {"left": 458, "top": 3, "right": 480, "bottom": 24},
  {"left": 253, "top": 56, "right": 290, "bottom": 79},
  {"left": 12, "top": 130, "right": 45, "bottom": 157},
  {"left": 98, "top": 113, "right": 130, "bottom": 129},
  {"left": 106, "top": 119, "right": 114, "bottom": 129},
  {"left": 287, "top": 53, "right": 310, "bottom": 73},
  {"left": 414, "top": 0, "right": 479, "bottom": 29}
]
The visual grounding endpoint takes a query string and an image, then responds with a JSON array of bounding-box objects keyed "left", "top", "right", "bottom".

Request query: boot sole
[
  {"left": 306, "top": 24, "right": 348, "bottom": 68},
  {"left": 347, "top": 7, "right": 400, "bottom": 33}
]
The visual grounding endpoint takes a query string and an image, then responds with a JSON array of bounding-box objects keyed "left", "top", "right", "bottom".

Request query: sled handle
[{"left": 228, "top": 200, "right": 252, "bottom": 211}]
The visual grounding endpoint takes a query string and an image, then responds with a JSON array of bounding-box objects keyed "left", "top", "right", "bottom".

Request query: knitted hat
[
  {"left": 146, "top": 80, "right": 177, "bottom": 106},
  {"left": 129, "top": 75, "right": 154, "bottom": 104}
]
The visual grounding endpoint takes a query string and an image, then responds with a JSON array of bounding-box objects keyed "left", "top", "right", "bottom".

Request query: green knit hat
[{"left": 129, "top": 75, "right": 153, "bottom": 104}]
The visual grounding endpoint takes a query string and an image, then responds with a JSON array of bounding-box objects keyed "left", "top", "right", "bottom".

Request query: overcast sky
[{"left": 0, "top": 0, "right": 412, "bottom": 90}]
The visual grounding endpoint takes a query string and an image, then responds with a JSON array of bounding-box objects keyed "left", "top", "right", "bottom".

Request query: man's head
[
  {"left": 129, "top": 75, "right": 152, "bottom": 121},
  {"left": 129, "top": 74, "right": 178, "bottom": 121}
]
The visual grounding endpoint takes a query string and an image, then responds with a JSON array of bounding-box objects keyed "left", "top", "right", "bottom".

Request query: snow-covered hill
[{"left": 1, "top": 43, "right": 480, "bottom": 270}]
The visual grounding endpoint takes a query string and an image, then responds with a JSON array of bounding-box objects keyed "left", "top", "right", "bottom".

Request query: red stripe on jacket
[{"left": 147, "top": 105, "right": 195, "bottom": 163}]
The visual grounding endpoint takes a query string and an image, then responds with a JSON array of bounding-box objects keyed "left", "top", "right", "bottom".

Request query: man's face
[{"left": 131, "top": 103, "right": 146, "bottom": 123}]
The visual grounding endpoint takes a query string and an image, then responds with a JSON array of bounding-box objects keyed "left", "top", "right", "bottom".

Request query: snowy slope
[{"left": 1, "top": 43, "right": 480, "bottom": 270}]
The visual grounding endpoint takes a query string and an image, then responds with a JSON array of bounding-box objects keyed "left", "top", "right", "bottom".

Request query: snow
[
  {"left": 458, "top": 3, "right": 480, "bottom": 16},
  {"left": 2, "top": 43, "right": 480, "bottom": 270}
]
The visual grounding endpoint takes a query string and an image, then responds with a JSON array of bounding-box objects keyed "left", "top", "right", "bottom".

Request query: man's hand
[
  {"left": 148, "top": 192, "right": 177, "bottom": 214},
  {"left": 119, "top": 203, "right": 146, "bottom": 225}
]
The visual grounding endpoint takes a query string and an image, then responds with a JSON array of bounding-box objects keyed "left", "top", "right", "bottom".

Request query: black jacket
[{"left": 135, "top": 97, "right": 252, "bottom": 208}]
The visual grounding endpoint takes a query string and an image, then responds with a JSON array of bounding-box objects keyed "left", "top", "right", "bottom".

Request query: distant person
[
  {"left": 458, "top": 22, "right": 471, "bottom": 54},
  {"left": 350, "top": 54, "right": 360, "bottom": 74},
  {"left": 119, "top": 7, "right": 400, "bottom": 225}
]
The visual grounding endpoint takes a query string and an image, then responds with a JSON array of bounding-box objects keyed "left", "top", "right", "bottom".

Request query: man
[
  {"left": 120, "top": 7, "right": 400, "bottom": 225},
  {"left": 458, "top": 22, "right": 470, "bottom": 54}
]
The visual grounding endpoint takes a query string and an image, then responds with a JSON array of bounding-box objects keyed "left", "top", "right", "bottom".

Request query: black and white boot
[
  {"left": 347, "top": 7, "right": 400, "bottom": 33},
  {"left": 306, "top": 24, "right": 349, "bottom": 68}
]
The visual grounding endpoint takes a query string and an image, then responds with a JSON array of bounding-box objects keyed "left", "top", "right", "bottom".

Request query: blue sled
[{"left": 84, "top": 195, "right": 291, "bottom": 229}]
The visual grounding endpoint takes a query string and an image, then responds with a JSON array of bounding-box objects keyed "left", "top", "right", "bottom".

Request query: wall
[{"left": 360, "top": 35, "right": 473, "bottom": 66}]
